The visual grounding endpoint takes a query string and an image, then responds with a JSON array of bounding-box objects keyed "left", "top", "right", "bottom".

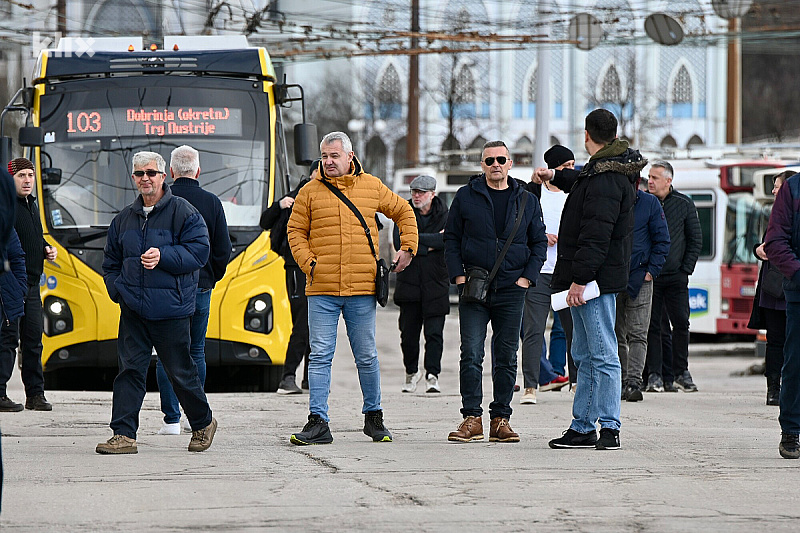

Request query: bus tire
[{"left": 260, "top": 365, "right": 282, "bottom": 392}]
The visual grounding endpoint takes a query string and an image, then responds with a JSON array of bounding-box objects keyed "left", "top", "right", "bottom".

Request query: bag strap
[
  {"left": 488, "top": 191, "right": 529, "bottom": 282},
  {"left": 321, "top": 179, "right": 379, "bottom": 261}
]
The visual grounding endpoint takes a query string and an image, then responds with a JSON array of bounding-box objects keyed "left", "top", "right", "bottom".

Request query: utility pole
[
  {"left": 57, "top": 0, "right": 67, "bottom": 34},
  {"left": 726, "top": 17, "right": 742, "bottom": 144},
  {"left": 406, "top": 0, "right": 420, "bottom": 168},
  {"left": 533, "top": 0, "right": 551, "bottom": 168}
]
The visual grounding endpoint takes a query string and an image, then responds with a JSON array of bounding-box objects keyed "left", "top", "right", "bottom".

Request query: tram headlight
[
  {"left": 721, "top": 298, "right": 730, "bottom": 313},
  {"left": 43, "top": 296, "right": 73, "bottom": 336},
  {"left": 245, "top": 293, "right": 273, "bottom": 334}
]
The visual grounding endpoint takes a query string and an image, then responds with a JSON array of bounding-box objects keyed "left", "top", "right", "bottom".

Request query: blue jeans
[
  {"left": 459, "top": 285, "right": 526, "bottom": 420},
  {"left": 156, "top": 288, "right": 211, "bottom": 424},
  {"left": 780, "top": 301, "right": 800, "bottom": 434},
  {"left": 549, "top": 310, "right": 567, "bottom": 376},
  {"left": 569, "top": 293, "right": 621, "bottom": 433},
  {"left": 307, "top": 295, "right": 381, "bottom": 422}
]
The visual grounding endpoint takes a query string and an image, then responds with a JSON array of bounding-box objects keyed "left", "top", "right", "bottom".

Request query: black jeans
[
  {"left": 763, "top": 307, "right": 786, "bottom": 378},
  {"left": 398, "top": 301, "right": 445, "bottom": 377},
  {"left": 110, "top": 303, "right": 212, "bottom": 439},
  {"left": 646, "top": 273, "right": 690, "bottom": 378},
  {"left": 0, "top": 284, "right": 45, "bottom": 397},
  {"left": 282, "top": 266, "right": 310, "bottom": 380}
]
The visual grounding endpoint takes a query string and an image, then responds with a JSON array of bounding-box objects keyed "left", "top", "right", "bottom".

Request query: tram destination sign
[{"left": 63, "top": 107, "right": 243, "bottom": 138}]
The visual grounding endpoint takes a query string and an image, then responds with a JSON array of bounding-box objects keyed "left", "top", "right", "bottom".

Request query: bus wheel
[{"left": 260, "top": 365, "right": 282, "bottom": 392}]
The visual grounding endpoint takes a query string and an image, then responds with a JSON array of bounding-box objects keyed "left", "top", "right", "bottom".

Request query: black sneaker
[
  {"left": 645, "top": 373, "right": 664, "bottom": 392},
  {"left": 779, "top": 433, "right": 800, "bottom": 459},
  {"left": 25, "top": 394, "right": 53, "bottom": 411},
  {"left": 548, "top": 428, "right": 597, "bottom": 449},
  {"left": 301, "top": 379, "right": 309, "bottom": 390},
  {"left": 276, "top": 376, "right": 302, "bottom": 395},
  {"left": 0, "top": 395, "right": 23, "bottom": 412},
  {"left": 363, "top": 410, "right": 392, "bottom": 442},
  {"left": 663, "top": 381, "right": 679, "bottom": 392},
  {"left": 596, "top": 428, "right": 621, "bottom": 450},
  {"left": 290, "top": 414, "right": 333, "bottom": 445},
  {"left": 623, "top": 384, "right": 643, "bottom": 402},
  {"left": 674, "top": 371, "right": 698, "bottom": 392}
]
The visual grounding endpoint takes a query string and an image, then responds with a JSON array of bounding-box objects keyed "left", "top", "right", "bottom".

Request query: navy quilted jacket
[{"left": 1, "top": 230, "right": 27, "bottom": 323}]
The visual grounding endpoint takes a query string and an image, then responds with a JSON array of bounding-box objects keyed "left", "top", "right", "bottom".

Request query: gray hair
[
  {"left": 132, "top": 151, "right": 166, "bottom": 173},
  {"left": 320, "top": 131, "right": 353, "bottom": 154},
  {"left": 170, "top": 145, "right": 200, "bottom": 177},
  {"left": 650, "top": 159, "right": 674, "bottom": 179}
]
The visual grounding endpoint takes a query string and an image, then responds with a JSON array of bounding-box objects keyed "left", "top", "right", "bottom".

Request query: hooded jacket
[
  {"left": 657, "top": 186, "right": 702, "bottom": 277},
  {"left": 444, "top": 174, "right": 547, "bottom": 290},
  {"left": 1, "top": 229, "right": 27, "bottom": 323},
  {"left": 103, "top": 184, "right": 210, "bottom": 320},
  {"left": 765, "top": 174, "right": 800, "bottom": 302},
  {"left": 551, "top": 139, "right": 645, "bottom": 294},
  {"left": 287, "top": 158, "right": 418, "bottom": 297},
  {"left": 392, "top": 195, "right": 450, "bottom": 316},
  {"left": 627, "top": 190, "right": 670, "bottom": 299}
]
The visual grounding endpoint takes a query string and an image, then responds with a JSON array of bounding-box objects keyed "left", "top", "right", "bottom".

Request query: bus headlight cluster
[
  {"left": 43, "top": 296, "right": 73, "bottom": 336},
  {"left": 245, "top": 293, "right": 273, "bottom": 334}
]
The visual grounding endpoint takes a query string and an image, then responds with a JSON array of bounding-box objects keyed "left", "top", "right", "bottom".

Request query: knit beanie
[
  {"left": 543, "top": 145, "right": 575, "bottom": 169},
  {"left": 8, "top": 158, "right": 34, "bottom": 176}
]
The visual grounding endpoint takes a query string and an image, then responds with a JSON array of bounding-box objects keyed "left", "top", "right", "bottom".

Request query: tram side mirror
[
  {"left": 293, "top": 123, "right": 318, "bottom": 166},
  {"left": 18, "top": 127, "right": 44, "bottom": 147},
  {"left": 42, "top": 167, "right": 62, "bottom": 185}
]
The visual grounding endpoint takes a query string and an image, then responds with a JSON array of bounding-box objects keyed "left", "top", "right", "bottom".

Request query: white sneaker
[
  {"left": 158, "top": 422, "right": 180, "bottom": 435},
  {"left": 402, "top": 370, "right": 423, "bottom": 393},
  {"left": 520, "top": 388, "right": 537, "bottom": 404},
  {"left": 425, "top": 374, "right": 440, "bottom": 393},
  {"left": 180, "top": 417, "right": 192, "bottom": 434}
]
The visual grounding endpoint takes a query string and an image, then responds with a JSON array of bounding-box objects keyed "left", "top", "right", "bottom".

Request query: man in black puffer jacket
[
  {"left": 644, "top": 160, "right": 702, "bottom": 393},
  {"left": 547, "top": 109, "right": 645, "bottom": 451},
  {"left": 393, "top": 175, "right": 450, "bottom": 394}
]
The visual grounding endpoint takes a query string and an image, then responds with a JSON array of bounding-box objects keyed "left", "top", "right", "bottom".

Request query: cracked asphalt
[{"left": 0, "top": 304, "right": 794, "bottom": 532}]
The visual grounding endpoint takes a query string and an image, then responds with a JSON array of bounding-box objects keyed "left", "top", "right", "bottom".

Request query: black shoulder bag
[
  {"left": 321, "top": 180, "right": 392, "bottom": 306},
  {"left": 462, "top": 192, "right": 529, "bottom": 303}
]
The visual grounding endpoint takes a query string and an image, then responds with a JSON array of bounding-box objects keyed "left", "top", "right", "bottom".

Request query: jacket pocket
[{"left": 309, "top": 261, "right": 316, "bottom": 285}]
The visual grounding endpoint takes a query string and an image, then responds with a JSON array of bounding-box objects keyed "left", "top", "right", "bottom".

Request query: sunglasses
[
  {"left": 484, "top": 156, "right": 508, "bottom": 166},
  {"left": 132, "top": 170, "right": 163, "bottom": 178}
]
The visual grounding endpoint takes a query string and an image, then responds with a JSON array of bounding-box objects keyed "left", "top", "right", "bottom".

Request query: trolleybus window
[
  {"left": 685, "top": 191, "right": 715, "bottom": 260},
  {"left": 722, "top": 193, "right": 763, "bottom": 265}
]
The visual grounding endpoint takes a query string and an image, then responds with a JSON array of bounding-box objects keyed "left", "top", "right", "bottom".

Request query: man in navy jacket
[
  {"left": 154, "top": 145, "right": 231, "bottom": 435},
  {"left": 98, "top": 151, "right": 216, "bottom": 455},
  {"left": 617, "top": 187, "right": 670, "bottom": 402},
  {"left": 444, "top": 140, "right": 547, "bottom": 444},
  {"left": 0, "top": 230, "right": 28, "bottom": 411}
]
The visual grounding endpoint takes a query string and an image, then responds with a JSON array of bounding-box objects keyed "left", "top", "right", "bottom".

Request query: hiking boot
[
  {"left": 0, "top": 395, "right": 23, "bottom": 412},
  {"left": 674, "top": 371, "right": 698, "bottom": 392},
  {"left": 548, "top": 428, "right": 597, "bottom": 449},
  {"left": 596, "top": 428, "right": 621, "bottom": 450},
  {"left": 364, "top": 410, "right": 392, "bottom": 442},
  {"left": 290, "top": 414, "right": 333, "bottom": 445},
  {"left": 96, "top": 434, "right": 137, "bottom": 454},
  {"left": 520, "top": 387, "right": 537, "bottom": 404},
  {"left": 448, "top": 416, "right": 484, "bottom": 442},
  {"left": 489, "top": 417, "right": 520, "bottom": 442},
  {"left": 425, "top": 374, "right": 441, "bottom": 393},
  {"left": 277, "top": 375, "right": 302, "bottom": 395},
  {"left": 402, "top": 370, "right": 422, "bottom": 393},
  {"left": 779, "top": 433, "right": 800, "bottom": 459},
  {"left": 540, "top": 375, "right": 569, "bottom": 392},
  {"left": 623, "top": 383, "right": 643, "bottom": 402},
  {"left": 645, "top": 373, "right": 664, "bottom": 392},
  {"left": 663, "top": 380, "right": 679, "bottom": 392},
  {"left": 767, "top": 375, "right": 781, "bottom": 406},
  {"left": 188, "top": 417, "right": 217, "bottom": 452},
  {"left": 25, "top": 394, "right": 52, "bottom": 411}
]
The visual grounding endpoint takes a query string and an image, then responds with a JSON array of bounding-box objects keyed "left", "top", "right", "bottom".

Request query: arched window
[
  {"left": 527, "top": 69, "right": 537, "bottom": 118},
  {"left": 378, "top": 65, "right": 403, "bottom": 119},
  {"left": 672, "top": 65, "right": 693, "bottom": 118},
  {"left": 393, "top": 136, "right": 408, "bottom": 173},
  {"left": 89, "top": 0, "right": 157, "bottom": 37},
  {"left": 687, "top": 134, "right": 704, "bottom": 148},
  {"left": 660, "top": 135, "right": 678, "bottom": 148},
  {"left": 364, "top": 136, "right": 388, "bottom": 179},
  {"left": 466, "top": 135, "right": 487, "bottom": 164},
  {"left": 601, "top": 65, "right": 621, "bottom": 103},
  {"left": 453, "top": 64, "right": 476, "bottom": 118}
]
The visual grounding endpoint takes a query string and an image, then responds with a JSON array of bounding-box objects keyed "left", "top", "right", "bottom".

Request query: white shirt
[{"left": 540, "top": 184, "right": 568, "bottom": 274}]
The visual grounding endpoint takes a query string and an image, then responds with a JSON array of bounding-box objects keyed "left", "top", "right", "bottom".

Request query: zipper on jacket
[{"left": 140, "top": 213, "right": 148, "bottom": 316}]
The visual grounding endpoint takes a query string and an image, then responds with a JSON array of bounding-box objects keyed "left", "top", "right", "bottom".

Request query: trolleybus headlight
[
  {"left": 43, "top": 296, "right": 73, "bottom": 336},
  {"left": 245, "top": 293, "right": 273, "bottom": 334},
  {"left": 721, "top": 298, "right": 730, "bottom": 313}
]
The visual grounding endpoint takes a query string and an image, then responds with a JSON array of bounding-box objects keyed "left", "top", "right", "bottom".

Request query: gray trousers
[
  {"left": 615, "top": 279, "right": 654, "bottom": 388},
  {"left": 521, "top": 272, "right": 553, "bottom": 389}
]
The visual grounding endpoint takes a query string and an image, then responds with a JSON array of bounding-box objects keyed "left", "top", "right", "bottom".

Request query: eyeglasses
[
  {"left": 410, "top": 189, "right": 431, "bottom": 195},
  {"left": 132, "top": 169, "right": 163, "bottom": 178},
  {"left": 484, "top": 156, "right": 508, "bottom": 166}
]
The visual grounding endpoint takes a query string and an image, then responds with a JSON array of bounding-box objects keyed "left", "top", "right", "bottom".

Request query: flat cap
[{"left": 409, "top": 174, "right": 436, "bottom": 191}]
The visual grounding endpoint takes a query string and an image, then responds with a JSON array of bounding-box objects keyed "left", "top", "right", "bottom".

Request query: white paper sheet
[{"left": 551, "top": 280, "right": 600, "bottom": 311}]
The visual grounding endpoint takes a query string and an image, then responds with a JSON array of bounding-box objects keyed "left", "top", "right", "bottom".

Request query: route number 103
[{"left": 67, "top": 111, "right": 102, "bottom": 133}]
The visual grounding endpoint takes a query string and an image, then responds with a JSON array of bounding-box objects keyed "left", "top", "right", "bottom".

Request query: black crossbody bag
[
  {"left": 321, "top": 180, "right": 393, "bottom": 306},
  {"left": 462, "top": 193, "right": 529, "bottom": 303}
]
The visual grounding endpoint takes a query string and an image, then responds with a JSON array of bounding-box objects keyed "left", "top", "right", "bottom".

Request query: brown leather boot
[
  {"left": 448, "top": 416, "right": 483, "bottom": 442},
  {"left": 489, "top": 417, "right": 520, "bottom": 442}
]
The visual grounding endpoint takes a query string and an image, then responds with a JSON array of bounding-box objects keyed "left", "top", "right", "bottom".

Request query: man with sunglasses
[
  {"left": 444, "top": 141, "right": 547, "bottom": 443},
  {"left": 547, "top": 109, "right": 645, "bottom": 451},
  {"left": 98, "top": 151, "right": 216, "bottom": 454}
]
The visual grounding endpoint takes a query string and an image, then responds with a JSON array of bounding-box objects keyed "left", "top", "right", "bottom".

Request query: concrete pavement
[{"left": 0, "top": 304, "right": 795, "bottom": 531}]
